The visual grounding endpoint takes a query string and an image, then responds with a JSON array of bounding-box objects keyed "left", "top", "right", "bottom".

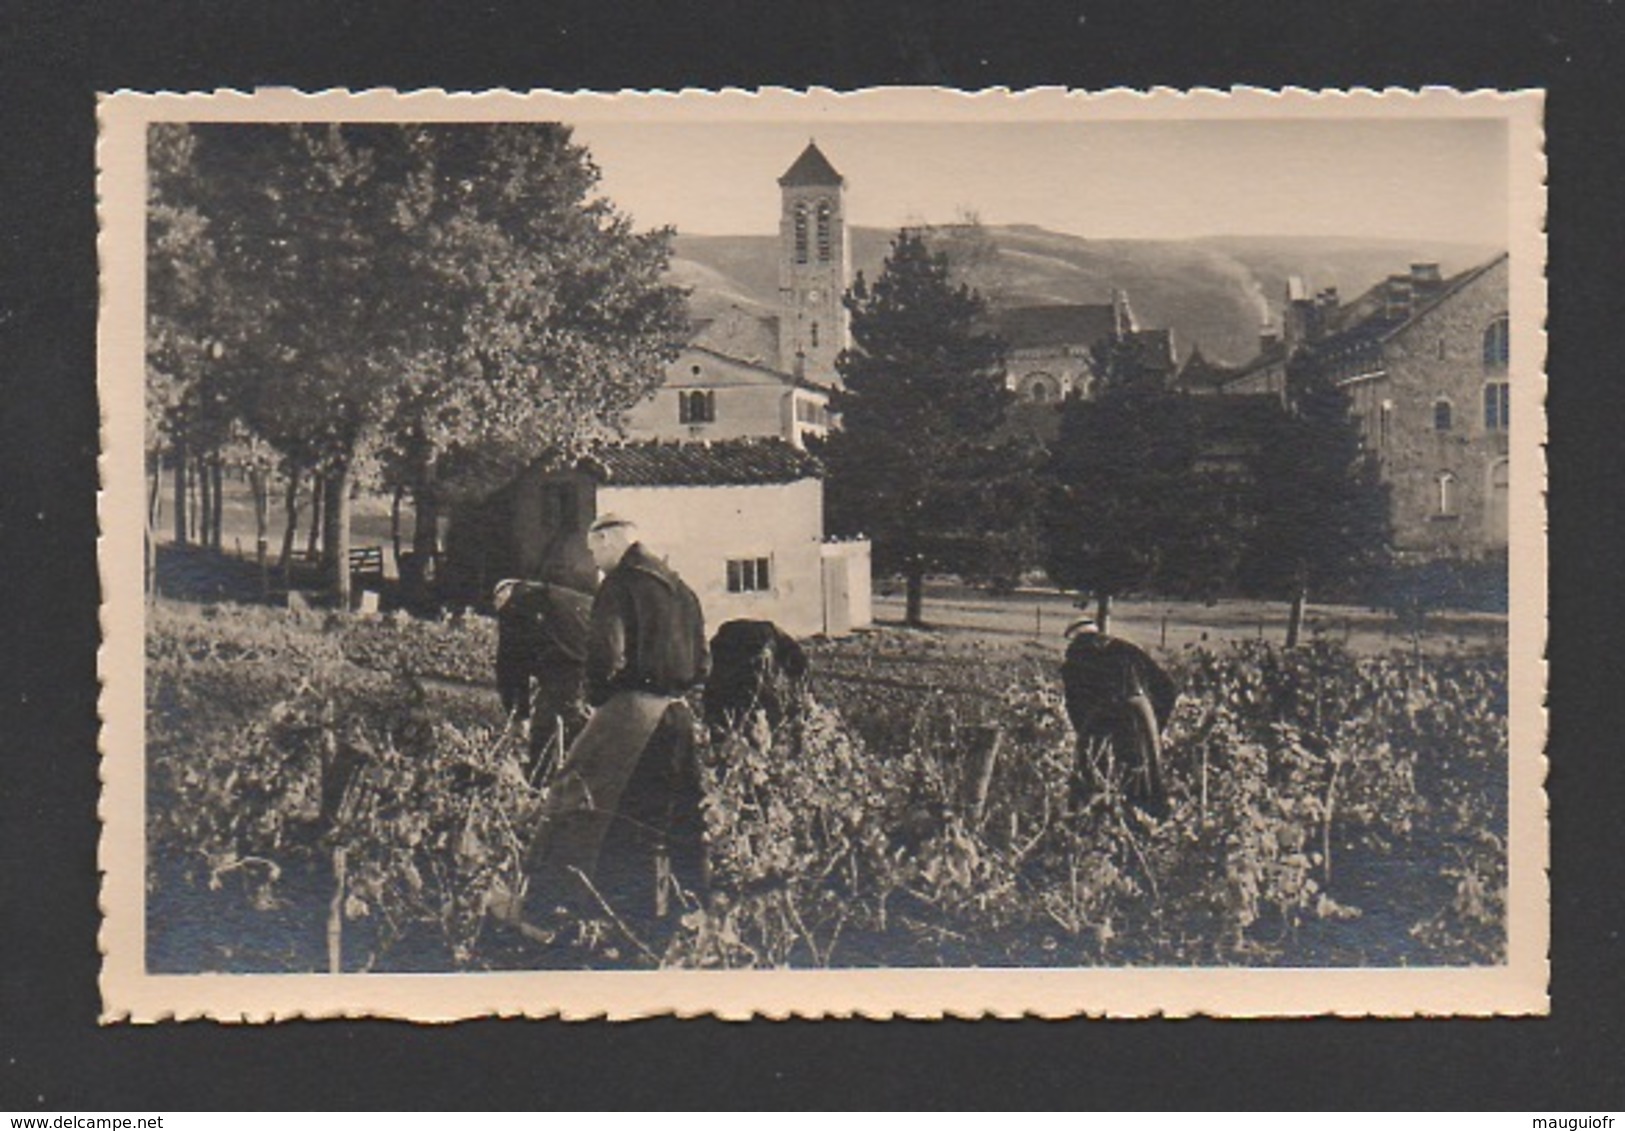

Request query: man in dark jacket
[
  {"left": 518, "top": 514, "right": 710, "bottom": 926},
  {"left": 493, "top": 578, "right": 593, "bottom": 781},
  {"left": 1060, "top": 617, "right": 1177, "bottom": 818}
]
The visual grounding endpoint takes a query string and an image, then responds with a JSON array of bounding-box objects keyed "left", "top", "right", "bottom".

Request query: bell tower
[{"left": 777, "top": 140, "right": 849, "bottom": 385}]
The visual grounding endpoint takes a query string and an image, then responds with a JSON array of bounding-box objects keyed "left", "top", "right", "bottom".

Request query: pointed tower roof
[{"left": 777, "top": 141, "right": 844, "bottom": 188}]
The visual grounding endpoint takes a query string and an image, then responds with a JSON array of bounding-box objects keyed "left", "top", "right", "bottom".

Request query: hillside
[{"left": 670, "top": 227, "right": 1503, "bottom": 365}]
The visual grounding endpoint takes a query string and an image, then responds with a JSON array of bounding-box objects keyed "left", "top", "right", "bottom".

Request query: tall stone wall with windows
[{"left": 1371, "top": 256, "right": 1510, "bottom": 556}]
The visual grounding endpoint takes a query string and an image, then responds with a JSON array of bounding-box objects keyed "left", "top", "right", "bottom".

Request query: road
[{"left": 871, "top": 585, "right": 1506, "bottom": 657}]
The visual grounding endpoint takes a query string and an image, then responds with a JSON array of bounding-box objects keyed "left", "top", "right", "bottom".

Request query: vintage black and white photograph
[{"left": 97, "top": 87, "right": 1546, "bottom": 1020}]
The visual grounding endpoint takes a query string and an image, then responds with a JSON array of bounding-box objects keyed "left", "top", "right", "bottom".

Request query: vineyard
[{"left": 146, "top": 599, "right": 1507, "bottom": 972}]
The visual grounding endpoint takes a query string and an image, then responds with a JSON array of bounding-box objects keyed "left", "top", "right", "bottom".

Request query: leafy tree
[
  {"left": 1243, "top": 359, "right": 1392, "bottom": 642},
  {"left": 180, "top": 123, "right": 411, "bottom": 604},
  {"left": 1043, "top": 385, "right": 1215, "bottom": 627},
  {"left": 160, "top": 123, "right": 687, "bottom": 605},
  {"left": 146, "top": 123, "right": 213, "bottom": 568},
  {"left": 372, "top": 125, "right": 688, "bottom": 588},
  {"left": 814, "top": 230, "right": 1021, "bottom": 626}
]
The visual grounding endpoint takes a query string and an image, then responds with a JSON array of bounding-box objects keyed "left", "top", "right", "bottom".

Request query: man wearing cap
[
  {"left": 1060, "top": 616, "right": 1177, "bottom": 818},
  {"left": 518, "top": 514, "right": 710, "bottom": 926},
  {"left": 492, "top": 577, "right": 593, "bottom": 781}
]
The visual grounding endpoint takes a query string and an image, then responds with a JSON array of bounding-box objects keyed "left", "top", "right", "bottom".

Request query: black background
[{"left": 3, "top": 0, "right": 1621, "bottom": 1110}]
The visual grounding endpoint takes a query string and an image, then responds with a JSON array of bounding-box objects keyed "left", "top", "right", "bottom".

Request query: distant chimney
[
  {"left": 1384, "top": 275, "right": 1414, "bottom": 320},
  {"left": 1111, "top": 288, "right": 1137, "bottom": 336},
  {"left": 1410, "top": 262, "right": 1444, "bottom": 299}
]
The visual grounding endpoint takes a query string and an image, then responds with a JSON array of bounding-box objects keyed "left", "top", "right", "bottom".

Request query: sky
[{"left": 567, "top": 117, "right": 1509, "bottom": 246}]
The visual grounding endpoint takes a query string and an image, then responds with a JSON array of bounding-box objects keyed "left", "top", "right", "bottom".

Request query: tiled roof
[
  {"left": 777, "top": 142, "right": 844, "bottom": 187},
  {"left": 993, "top": 303, "right": 1118, "bottom": 349},
  {"left": 581, "top": 438, "right": 824, "bottom": 487}
]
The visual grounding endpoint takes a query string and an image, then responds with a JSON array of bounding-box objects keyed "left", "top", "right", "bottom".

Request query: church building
[
  {"left": 445, "top": 142, "right": 871, "bottom": 638},
  {"left": 620, "top": 140, "right": 849, "bottom": 450}
]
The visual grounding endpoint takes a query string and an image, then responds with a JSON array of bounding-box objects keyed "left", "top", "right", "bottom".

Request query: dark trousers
[
  {"left": 524, "top": 695, "right": 703, "bottom": 921},
  {"left": 1072, "top": 694, "right": 1168, "bottom": 817}
]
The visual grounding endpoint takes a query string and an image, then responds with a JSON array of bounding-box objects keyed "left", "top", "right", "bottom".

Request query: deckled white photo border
[{"left": 97, "top": 86, "right": 1548, "bottom": 1021}]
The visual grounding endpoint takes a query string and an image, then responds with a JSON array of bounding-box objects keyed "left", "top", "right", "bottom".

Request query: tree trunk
[
  {"left": 325, "top": 464, "right": 353, "bottom": 608},
  {"left": 1096, "top": 592, "right": 1113, "bottom": 636},
  {"left": 412, "top": 491, "right": 440, "bottom": 568},
  {"left": 210, "top": 457, "right": 225, "bottom": 549},
  {"left": 172, "top": 441, "right": 188, "bottom": 546},
  {"left": 903, "top": 557, "right": 925, "bottom": 627},
  {"left": 279, "top": 468, "right": 302, "bottom": 576},
  {"left": 1285, "top": 585, "right": 1308, "bottom": 648},
  {"left": 250, "top": 466, "right": 270, "bottom": 596},
  {"left": 147, "top": 457, "right": 163, "bottom": 534},
  {"left": 307, "top": 472, "right": 325, "bottom": 561},
  {"left": 146, "top": 456, "right": 162, "bottom": 600},
  {"left": 407, "top": 482, "right": 441, "bottom": 603},
  {"left": 200, "top": 455, "right": 213, "bottom": 549}
]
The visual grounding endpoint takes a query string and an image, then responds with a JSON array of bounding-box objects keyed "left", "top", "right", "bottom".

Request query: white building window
[{"left": 727, "top": 557, "right": 772, "bottom": 593}]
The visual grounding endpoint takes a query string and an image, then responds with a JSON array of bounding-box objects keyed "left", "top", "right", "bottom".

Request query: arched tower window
[
  {"left": 1433, "top": 398, "right": 1454, "bottom": 433},
  {"left": 810, "top": 321, "right": 820, "bottom": 349},
  {"left": 678, "top": 390, "right": 716, "bottom": 425},
  {"left": 816, "top": 201, "right": 833, "bottom": 262},
  {"left": 793, "top": 204, "right": 809, "bottom": 265}
]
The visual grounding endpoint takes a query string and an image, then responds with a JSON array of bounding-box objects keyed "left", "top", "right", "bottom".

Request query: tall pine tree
[{"left": 814, "top": 230, "right": 1022, "bottom": 626}]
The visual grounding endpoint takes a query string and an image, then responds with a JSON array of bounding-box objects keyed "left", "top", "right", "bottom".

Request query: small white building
[{"left": 447, "top": 438, "right": 870, "bottom": 638}]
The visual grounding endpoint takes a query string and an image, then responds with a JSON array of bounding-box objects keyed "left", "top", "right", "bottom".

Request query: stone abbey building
[{"left": 1179, "top": 255, "right": 1512, "bottom": 558}]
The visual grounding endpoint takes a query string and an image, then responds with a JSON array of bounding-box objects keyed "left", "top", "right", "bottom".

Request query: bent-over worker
[
  {"left": 1060, "top": 616, "right": 1177, "bottom": 818},
  {"left": 519, "top": 514, "right": 710, "bottom": 925}
]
